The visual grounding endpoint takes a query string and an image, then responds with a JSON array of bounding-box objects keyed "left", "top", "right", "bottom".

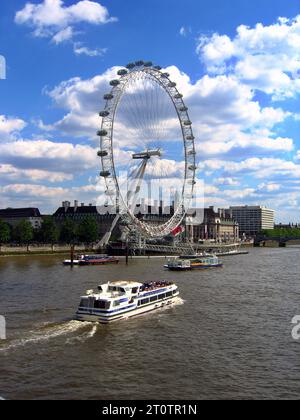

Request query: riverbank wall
[{"left": 0, "top": 244, "right": 90, "bottom": 256}]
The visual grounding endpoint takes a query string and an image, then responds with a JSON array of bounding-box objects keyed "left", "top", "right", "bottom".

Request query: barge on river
[{"left": 63, "top": 255, "right": 119, "bottom": 266}]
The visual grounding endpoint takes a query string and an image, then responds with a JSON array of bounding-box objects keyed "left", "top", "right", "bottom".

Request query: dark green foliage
[
  {"left": 13, "top": 220, "right": 34, "bottom": 244},
  {"left": 260, "top": 228, "right": 300, "bottom": 239},
  {"left": 77, "top": 216, "right": 99, "bottom": 244},
  {"left": 0, "top": 218, "right": 10, "bottom": 243},
  {"left": 39, "top": 216, "right": 59, "bottom": 244},
  {"left": 60, "top": 219, "right": 77, "bottom": 244}
]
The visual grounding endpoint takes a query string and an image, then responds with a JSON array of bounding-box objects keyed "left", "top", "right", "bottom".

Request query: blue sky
[{"left": 1, "top": 0, "right": 300, "bottom": 222}]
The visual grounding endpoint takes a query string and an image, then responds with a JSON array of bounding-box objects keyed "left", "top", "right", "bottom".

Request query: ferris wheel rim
[{"left": 97, "top": 62, "right": 196, "bottom": 238}]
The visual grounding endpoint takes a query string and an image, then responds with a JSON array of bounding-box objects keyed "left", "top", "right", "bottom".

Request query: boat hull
[
  {"left": 167, "top": 264, "right": 223, "bottom": 271},
  {"left": 63, "top": 260, "right": 80, "bottom": 266},
  {"left": 78, "top": 259, "right": 119, "bottom": 266},
  {"left": 75, "top": 294, "right": 179, "bottom": 324}
]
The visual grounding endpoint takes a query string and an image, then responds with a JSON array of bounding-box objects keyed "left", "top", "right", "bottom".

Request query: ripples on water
[{"left": 0, "top": 248, "right": 300, "bottom": 400}]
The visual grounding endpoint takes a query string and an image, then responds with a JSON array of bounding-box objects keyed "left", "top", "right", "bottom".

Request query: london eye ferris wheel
[{"left": 97, "top": 60, "right": 197, "bottom": 243}]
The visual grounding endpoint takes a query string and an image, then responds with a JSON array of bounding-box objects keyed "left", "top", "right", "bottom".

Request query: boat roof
[{"left": 107, "top": 281, "right": 142, "bottom": 287}]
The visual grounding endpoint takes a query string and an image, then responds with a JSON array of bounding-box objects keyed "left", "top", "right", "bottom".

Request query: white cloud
[
  {"left": 215, "top": 177, "right": 240, "bottom": 187},
  {"left": 15, "top": 0, "right": 117, "bottom": 45},
  {"left": 52, "top": 26, "right": 74, "bottom": 44},
  {"left": 0, "top": 164, "right": 73, "bottom": 183},
  {"left": 21, "top": 59, "right": 300, "bottom": 219},
  {"left": 179, "top": 27, "right": 187, "bottom": 37},
  {"left": 0, "top": 115, "right": 27, "bottom": 140},
  {"left": 197, "top": 16, "right": 300, "bottom": 99},
  {"left": 199, "top": 157, "right": 300, "bottom": 180},
  {"left": 0, "top": 182, "right": 105, "bottom": 213},
  {"left": 73, "top": 42, "right": 107, "bottom": 57},
  {"left": 0, "top": 139, "right": 98, "bottom": 182},
  {"left": 43, "top": 65, "right": 292, "bottom": 156}
]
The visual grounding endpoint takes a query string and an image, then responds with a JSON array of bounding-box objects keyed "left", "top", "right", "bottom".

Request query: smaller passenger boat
[
  {"left": 165, "top": 255, "right": 223, "bottom": 271},
  {"left": 63, "top": 254, "right": 119, "bottom": 266},
  {"left": 78, "top": 255, "right": 119, "bottom": 266},
  {"left": 75, "top": 280, "right": 179, "bottom": 323}
]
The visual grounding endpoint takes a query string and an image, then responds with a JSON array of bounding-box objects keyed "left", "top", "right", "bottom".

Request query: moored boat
[
  {"left": 63, "top": 254, "right": 119, "bottom": 266},
  {"left": 78, "top": 255, "right": 119, "bottom": 266},
  {"left": 75, "top": 280, "right": 179, "bottom": 323},
  {"left": 165, "top": 255, "right": 223, "bottom": 271}
]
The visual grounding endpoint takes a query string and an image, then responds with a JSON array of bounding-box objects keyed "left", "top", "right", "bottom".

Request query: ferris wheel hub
[{"left": 132, "top": 149, "right": 162, "bottom": 160}]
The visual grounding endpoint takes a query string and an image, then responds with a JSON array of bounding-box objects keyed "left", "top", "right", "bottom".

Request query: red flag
[{"left": 171, "top": 226, "right": 185, "bottom": 237}]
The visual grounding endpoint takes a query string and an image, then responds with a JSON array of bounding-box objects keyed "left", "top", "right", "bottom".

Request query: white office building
[{"left": 229, "top": 206, "right": 275, "bottom": 237}]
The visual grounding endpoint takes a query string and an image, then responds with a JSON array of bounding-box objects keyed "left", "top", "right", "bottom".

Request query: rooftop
[{"left": 0, "top": 208, "right": 41, "bottom": 218}]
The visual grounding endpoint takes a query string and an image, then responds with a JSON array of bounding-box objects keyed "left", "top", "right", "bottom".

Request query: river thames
[{"left": 0, "top": 247, "right": 300, "bottom": 400}]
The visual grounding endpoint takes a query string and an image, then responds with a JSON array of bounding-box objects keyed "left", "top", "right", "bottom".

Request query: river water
[{"left": 0, "top": 247, "right": 300, "bottom": 400}]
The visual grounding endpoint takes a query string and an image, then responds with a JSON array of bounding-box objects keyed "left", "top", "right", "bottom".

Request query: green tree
[
  {"left": 39, "top": 216, "right": 59, "bottom": 244},
  {"left": 0, "top": 219, "right": 10, "bottom": 244},
  {"left": 77, "top": 216, "right": 99, "bottom": 244},
  {"left": 13, "top": 220, "right": 34, "bottom": 244},
  {"left": 60, "top": 219, "right": 77, "bottom": 244}
]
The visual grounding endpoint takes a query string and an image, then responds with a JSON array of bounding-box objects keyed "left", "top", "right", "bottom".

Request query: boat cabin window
[
  {"left": 94, "top": 300, "right": 110, "bottom": 310},
  {"left": 158, "top": 293, "right": 166, "bottom": 300},
  {"left": 132, "top": 287, "right": 138, "bottom": 294},
  {"left": 150, "top": 296, "right": 158, "bottom": 303},
  {"left": 108, "top": 286, "right": 126, "bottom": 293},
  {"left": 141, "top": 298, "right": 150, "bottom": 306},
  {"left": 166, "top": 291, "right": 172, "bottom": 298},
  {"left": 79, "top": 298, "right": 89, "bottom": 308}
]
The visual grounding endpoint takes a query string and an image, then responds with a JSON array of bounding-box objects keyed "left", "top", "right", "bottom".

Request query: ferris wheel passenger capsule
[
  {"left": 117, "top": 69, "right": 128, "bottom": 76},
  {"left": 100, "top": 171, "right": 111, "bottom": 178},
  {"left": 126, "top": 63, "right": 136, "bottom": 69},
  {"left": 135, "top": 60, "right": 144, "bottom": 66},
  {"left": 179, "top": 106, "right": 188, "bottom": 111},
  {"left": 97, "top": 130, "right": 108, "bottom": 137},
  {"left": 104, "top": 94, "right": 114, "bottom": 100},
  {"left": 154, "top": 65, "right": 162, "bottom": 70},
  {"left": 174, "top": 93, "right": 183, "bottom": 99},
  {"left": 188, "top": 150, "right": 196, "bottom": 156},
  {"left": 161, "top": 72, "right": 170, "bottom": 78},
  {"left": 188, "top": 165, "right": 197, "bottom": 171},
  {"left": 97, "top": 150, "right": 108, "bottom": 157},
  {"left": 186, "top": 135, "right": 195, "bottom": 141},
  {"left": 184, "top": 120, "right": 192, "bottom": 126},
  {"left": 168, "top": 82, "right": 177, "bottom": 88},
  {"left": 99, "top": 111, "right": 110, "bottom": 117},
  {"left": 144, "top": 61, "right": 153, "bottom": 67},
  {"left": 110, "top": 79, "right": 120, "bottom": 86}
]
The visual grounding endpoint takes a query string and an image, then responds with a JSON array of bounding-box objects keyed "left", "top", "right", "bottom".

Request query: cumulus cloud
[
  {"left": 197, "top": 16, "right": 300, "bottom": 100},
  {"left": 15, "top": 0, "right": 116, "bottom": 51},
  {"left": 73, "top": 42, "right": 107, "bottom": 57},
  {"left": 0, "top": 139, "right": 98, "bottom": 174},
  {"left": 0, "top": 115, "right": 27, "bottom": 141},
  {"left": 0, "top": 182, "right": 105, "bottom": 212},
  {"left": 43, "top": 65, "right": 292, "bottom": 157},
  {"left": 199, "top": 157, "right": 300, "bottom": 180},
  {"left": 0, "top": 164, "right": 73, "bottom": 183}
]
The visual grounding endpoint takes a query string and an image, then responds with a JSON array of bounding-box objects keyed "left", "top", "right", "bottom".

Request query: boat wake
[
  {"left": 172, "top": 297, "right": 185, "bottom": 306},
  {"left": 0, "top": 320, "right": 95, "bottom": 354},
  {"left": 65, "top": 324, "right": 98, "bottom": 345}
]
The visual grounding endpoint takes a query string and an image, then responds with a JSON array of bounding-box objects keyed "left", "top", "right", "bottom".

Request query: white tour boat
[{"left": 75, "top": 280, "right": 179, "bottom": 323}]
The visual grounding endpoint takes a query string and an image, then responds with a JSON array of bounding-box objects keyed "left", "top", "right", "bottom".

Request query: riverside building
[{"left": 229, "top": 206, "right": 275, "bottom": 237}]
